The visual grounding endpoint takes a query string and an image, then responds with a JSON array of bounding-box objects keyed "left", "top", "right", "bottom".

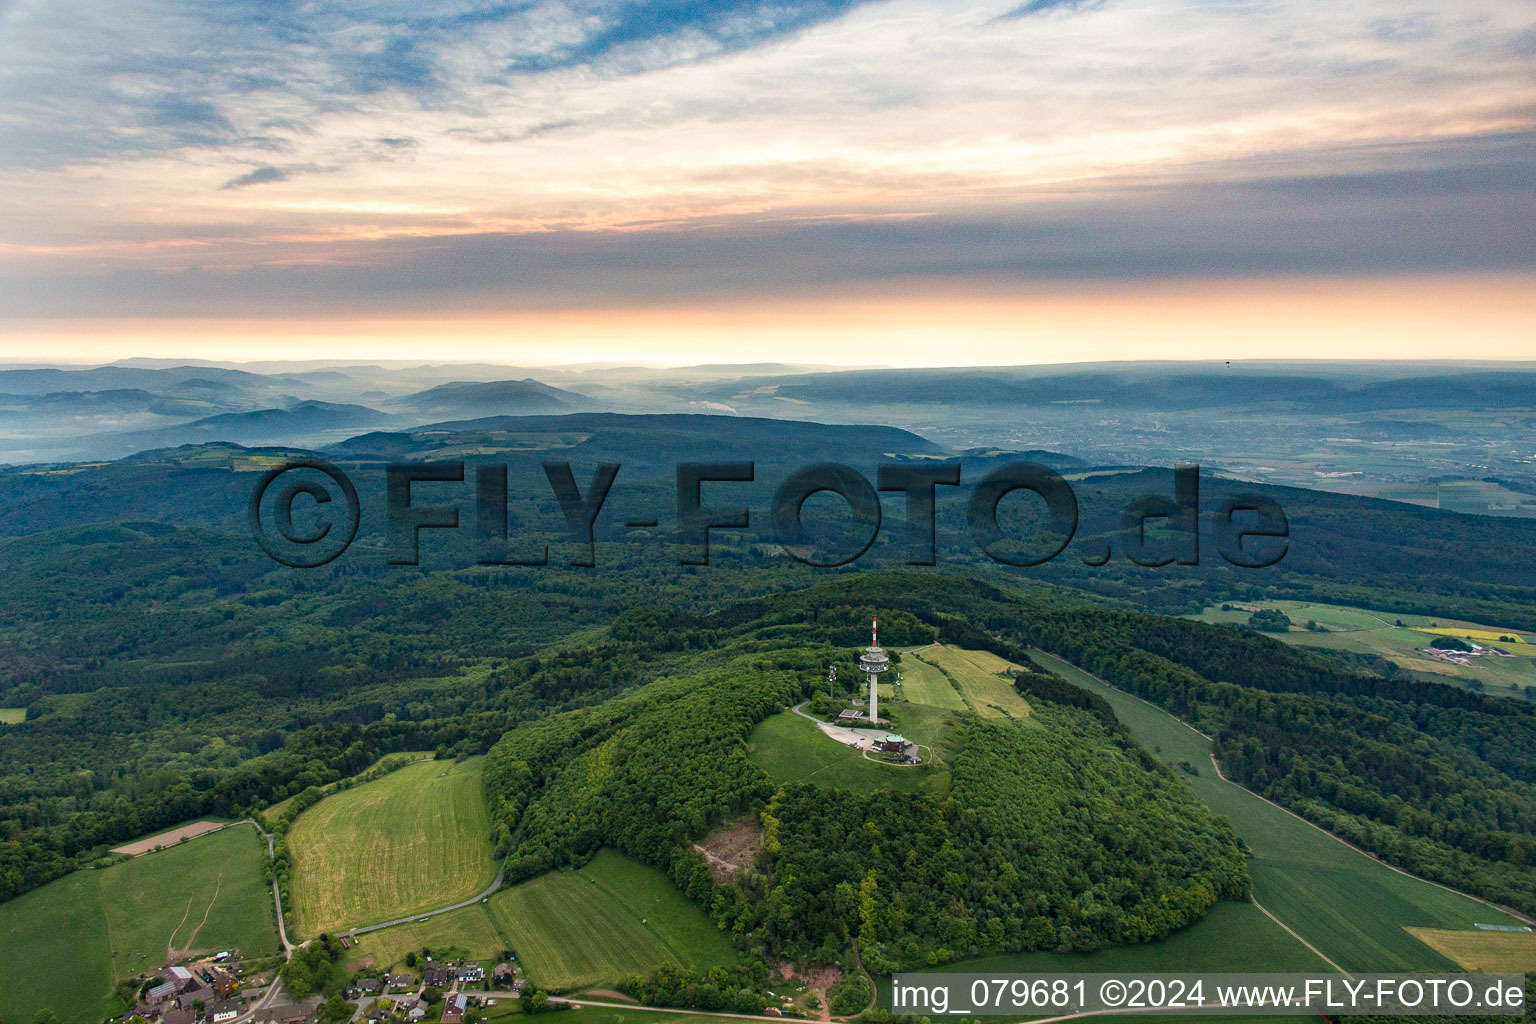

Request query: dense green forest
[{"left": 482, "top": 607, "right": 1247, "bottom": 970}]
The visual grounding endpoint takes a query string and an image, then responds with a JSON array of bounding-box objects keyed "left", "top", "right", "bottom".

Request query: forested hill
[
  {"left": 481, "top": 598, "right": 1247, "bottom": 971},
  {"left": 812, "top": 574, "right": 1536, "bottom": 919},
  {"left": 2, "top": 414, "right": 1535, "bottom": 633}
]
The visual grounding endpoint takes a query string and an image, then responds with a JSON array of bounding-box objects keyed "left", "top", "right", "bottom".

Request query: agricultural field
[
  {"left": 349, "top": 849, "right": 731, "bottom": 991},
  {"left": 747, "top": 709, "right": 945, "bottom": 795},
  {"left": 260, "top": 750, "right": 433, "bottom": 826},
  {"left": 894, "top": 648, "right": 967, "bottom": 710},
  {"left": 1404, "top": 927, "right": 1536, "bottom": 972},
  {"left": 908, "top": 644, "right": 1033, "bottom": 719},
  {"left": 1025, "top": 649, "right": 1526, "bottom": 973},
  {"left": 484, "top": 871, "right": 675, "bottom": 991},
  {"left": 580, "top": 849, "right": 737, "bottom": 970},
  {"left": 0, "top": 707, "right": 24, "bottom": 723},
  {"left": 0, "top": 824, "right": 278, "bottom": 1024},
  {"left": 1188, "top": 601, "right": 1536, "bottom": 700},
  {"left": 349, "top": 902, "right": 508, "bottom": 968},
  {"left": 286, "top": 757, "right": 498, "bottom": 937}
]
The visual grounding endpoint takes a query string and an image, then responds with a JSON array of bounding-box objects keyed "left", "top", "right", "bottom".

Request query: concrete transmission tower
[{"left": 858, "top": 616, "right": 889, "bottom": 724}]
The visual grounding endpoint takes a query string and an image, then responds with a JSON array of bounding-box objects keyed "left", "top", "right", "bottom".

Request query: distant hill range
[
  {"left": 392, "top": 378, "right": 593, "bottom": 419},
  {"left": 331, "top": 411, "right": 947, "bottom": 475},
  {"left": 694, "top": 367, "right": 1536, "bottom": 413},
  {"left": 71, "top": 401, "right": 398, "bottom": 459}
]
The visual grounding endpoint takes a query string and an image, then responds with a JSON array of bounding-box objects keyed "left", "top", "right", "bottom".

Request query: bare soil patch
[
  {"left": 112, "top": 820, "right": 228, "bottom": 857},
  {"left": 693, "top": 817, "right": 762, "bottom": 882}
]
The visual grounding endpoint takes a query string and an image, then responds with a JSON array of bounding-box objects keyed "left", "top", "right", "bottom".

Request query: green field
[
  {"left": 910, "top": 644, "right": 1033, "bottom": 719},
  {"left": 0, "top": 824, "right": 278, "bottom": 1024},
  {"left": 350, "top": 901, "right": 509, "bottom": 968},
  {"left": 488, "top": 871, "right": 671, "bottom": 991},
  {"left": 1025, "top": 648, "right": 1524, "bottom": 973},
  {"left": 350, "top": 849, "right": 733, "bottom": 991},
  {"left": 895, "top": 648, "right": 967, "bottom": 710},
  {"left": 287, "top": 757, "right": 498, "bottom": 937},
  {"left": 261, "top": 750, "right": 433, "bottom": 826},
  {"left": 580, "top": 849, "right": 737, "bottom": 971},
  {"left": 0, "top": 707, "right": 23, "bottom": 724},
  {"left": 485, "top": 851, "right": 739, "bottom": 992},
  {"left": 747, "top": 709, "right": 946, "bottom": 794},
  {"left": 1188, "top": 601, "right": 1536, "bottom": 699}
]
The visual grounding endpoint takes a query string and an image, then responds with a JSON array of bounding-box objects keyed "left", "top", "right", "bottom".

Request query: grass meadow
[
  {"left": 286, "top": 756, "right": 497, "bottom": 937},
  {"left": 484, "top": 871, "right": 673, "bottom": 991},
  {"left": 348, "top": 849, "right": 734, "bottom": 992},
  {"left": 0, "top": 824, "right": 277, "bottom": 1024},
  {"left": 909, "top": 644, "right": 1034, "bottom": 719},
  {"left": 747, "top": 710, "right": 944, "bottom": 795}
]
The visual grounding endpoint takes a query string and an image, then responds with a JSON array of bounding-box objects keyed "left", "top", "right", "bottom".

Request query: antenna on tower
[{"left": 872, "top": 615, "right": 878, "bottom": 648}]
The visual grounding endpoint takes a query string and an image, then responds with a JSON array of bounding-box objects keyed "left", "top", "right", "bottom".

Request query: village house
[
  {"left": 387, "top": 974, "right": 414, "bottom": 992},
  {"left": 442, "top": 993, "right": 469, "bottom": 1024},
  {"left": 456, "top": 965, "right": 485, "bottom": 984},
  {"left": 347, "top": 977, "right": 383, "bottom": 999},
  {"left": 209, "top": 999, "right": 241, "bottom": 1023},
  {"left": 492, "top": 963, "right": 516, "bottom": 987},
  {"left": 422, "top": 961, "right": 453, "bottom": 989}
]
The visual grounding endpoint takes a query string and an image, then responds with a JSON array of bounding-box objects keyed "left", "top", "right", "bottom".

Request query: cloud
[
  {"left": 7, "top": 132, "right": 1533, "bottom": 318},
  {"left": 220, "top": 166, "right": 292, "bottom": 189},
  {"left": 504, "top": 0, "right": 875, "bottom": 74},
  {"left": 994, "top": 0, "right": 1103, "bottom": 20}
]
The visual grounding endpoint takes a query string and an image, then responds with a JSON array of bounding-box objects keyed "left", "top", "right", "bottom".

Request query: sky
[{"left": 0, "top": 0, "right": 1533, "bottom": 365}]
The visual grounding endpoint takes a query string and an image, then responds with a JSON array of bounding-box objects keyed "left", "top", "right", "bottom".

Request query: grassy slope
[
  {"left": 484, "top": 870, "right": 675, "bottom": 991},
  {"left": 890, "top": 903, "right": 1318, "bottom": 1024},
  {"left": 747, "top": 710, "right": 944, "bottom": 795},
  {"left": 0, "top": 825, "right": 278, "bottom": 1024},
  {"left": 581, "top": 849, "right": 736, "bottom": 971},
  {"left": 261, "top": 750, "right": 433, "bottom": 827},
  {"left": 349, "top": 902, "right": 509, "bottom": 968},
  {"left": 895, "top": 650, "right": 967, "bottom": 710},
  {"left": 100, "top": 824, "right": 278, "bottom": 976},
  {"left": 350, "top": 849, "right": 734, "bottom": 990},
  {"left": 1025, "top": 648, "right": 1523, "bottom": 972},
  {"left": 287, "top": 757, "right": 497, "bottom": 937},
  {"left": 912, "top": 644, "right": 1033, "bottom": 719},
  {"left": 0, "top": 870, "right": 113, "bottom": 1024},
  {"left": 0, "top": 707, "right": 24, "bottom": 723}
]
